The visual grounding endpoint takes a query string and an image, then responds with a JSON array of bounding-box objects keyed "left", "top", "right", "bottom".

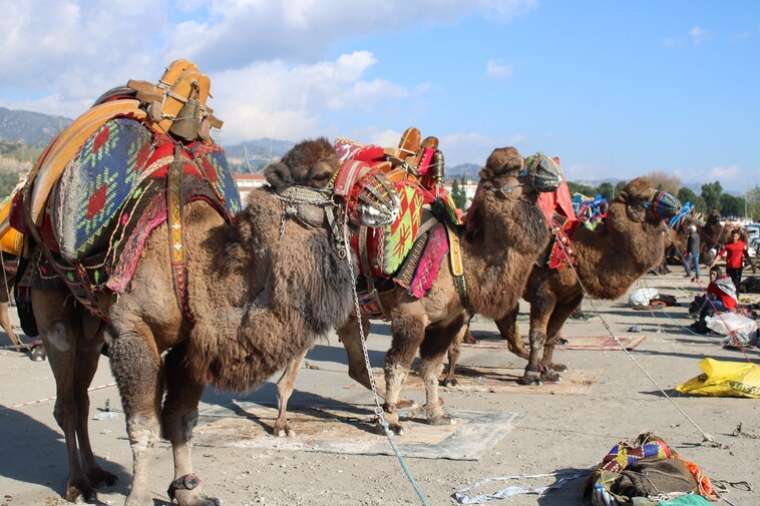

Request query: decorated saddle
[
  {"left": 13, "top": 61, "right": 239, "bottom": 319},
  {"left": 335, "top": 129, "right": 463, "bottom": 316},
  {"left": 537, "top": 175, "right": 580, "bottom": 270}
]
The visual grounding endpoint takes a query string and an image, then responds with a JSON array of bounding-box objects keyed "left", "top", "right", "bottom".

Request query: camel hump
[{"left": 264, "top": 138, "right": 338, "bottom": 191}]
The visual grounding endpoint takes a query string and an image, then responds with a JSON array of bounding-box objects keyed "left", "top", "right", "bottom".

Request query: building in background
[{"left": 233, "top": 172, "right": 267, "bottom": 201}]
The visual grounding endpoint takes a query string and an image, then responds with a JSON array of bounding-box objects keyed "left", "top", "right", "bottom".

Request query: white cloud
[
  {"left": 366, "top": 129, "right": 404, "bottom": 147},
  {"left": 689, "top": 25, "right": 708, "bottom": 45},
  {"left": 486, "top": 60, "right": 513, "bottom": 79},
  {"left": 165, "top": 0, "right": 536, "bottom": 71},
  {"left": 209, "top": 51, "right": 413, "bottom": 143},
  {"left": 440, "top": 132, "right": 527, "bottom": 166}
]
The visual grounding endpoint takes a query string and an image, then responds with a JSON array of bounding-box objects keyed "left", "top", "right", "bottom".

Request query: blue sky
[{"left": 1, "top": 1, "right": 758, "bottom": 190}]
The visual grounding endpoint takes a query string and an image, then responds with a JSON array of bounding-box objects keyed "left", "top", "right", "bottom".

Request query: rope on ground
[
  {"left": 341, "top": 213, "right": 432, "bottom": 506},
  {"left": 554, "top": 236, "right": 723, "bottom": 448},
  {"left": 7, "top": 382, "right": 117, "bottom": 410},
  {"left": 452, "top": 471, "right": 589, "bottom": 504}
]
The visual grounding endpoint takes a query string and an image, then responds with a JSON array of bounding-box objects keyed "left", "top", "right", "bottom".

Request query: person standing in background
[
  {"left": 712, "top": 229, "right": 747, "bottom": 294},
  {"left": 684, "top": 224, "right": 701, "bottom": 281}
]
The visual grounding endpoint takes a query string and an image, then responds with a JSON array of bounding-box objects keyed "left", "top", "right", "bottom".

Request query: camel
[
  {"left": 29, "top": 139, "right": 394, "bottom": 505},
  {"left": 273, "top": 147, "right": 562, "bottom": 436},
  {"left": 443, "top": 177, "right": 680, "bottom": 385}
]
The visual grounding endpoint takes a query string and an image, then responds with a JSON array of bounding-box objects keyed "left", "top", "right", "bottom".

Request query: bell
[{"left": 169, "top": 98, "right": 202, "bottom": 141}]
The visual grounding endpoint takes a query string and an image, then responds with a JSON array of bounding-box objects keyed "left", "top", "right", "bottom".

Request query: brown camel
[
  {"left": 29, "top": 139, "right": 393, "bottom": 505},
  {"left": 273, "top": 147, "right": 561, "bottom": 436},
  {"left": 444, "top": 177, "right": 680, "bottom": 385}
]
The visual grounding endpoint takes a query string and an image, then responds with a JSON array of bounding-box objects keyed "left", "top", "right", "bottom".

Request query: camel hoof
[
  {"left": 64, "top": 478, "right": 96, "bottom": 503},
  {"left": 275, "top": 426, "right": 295, "bottom": 438},
  {"left": 386, "top": 422, "right": 405, "bottom": 436},
  {"left": 540, "top": 369, "right": 561, "bottom": 383},
  {"left": 439, "top": 378, "right": 458, "bottom": 387},
  {"left": 87, "top": 467, "right": 118, "bottom": 488},
  {"left": 549, "top": 363, "right": 567, "bottom": 372},
  {"left": 517, "top": 372, "right": 542, "bottom": 386},
  {"left": 172, "top": 489, "right": 221, "bottom": 506}
]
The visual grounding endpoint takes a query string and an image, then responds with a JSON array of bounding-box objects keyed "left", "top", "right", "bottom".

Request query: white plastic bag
[
  {"left": 628, "top": 288, "right": 658, "bottom": 308},
  {"left": 705, "top": 313, "right": 758, "bottom": 347}
]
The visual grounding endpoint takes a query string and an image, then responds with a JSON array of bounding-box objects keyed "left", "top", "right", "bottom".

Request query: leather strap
[
  {"left": 167, "top": 473, "right": 201, "bottom": 500},
  {"left": 445, "top": 223, "right": 469, "bottom": 310},
  {"left": 167, "top": 144, "right": 193, "bottom": 321}
]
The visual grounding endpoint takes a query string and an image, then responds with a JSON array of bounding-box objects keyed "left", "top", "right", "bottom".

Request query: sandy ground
[{"left": 1, "top": 266, "right": 759, "bottom": 506}]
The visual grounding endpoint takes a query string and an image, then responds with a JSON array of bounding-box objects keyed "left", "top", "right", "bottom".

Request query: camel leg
[
  {"left": 75, "top": 317, "right": 118, "bottom": 489},
  {"left": 162, "top": 345, "right": 219, "bottom": 506},
  {"left": 0, "top": 302, "right": 21, "bottom": 350},
  {"left": 421, "top": 316, "right": 465, "bottom": 424},
  {"left": 520, "top": 293, "right": 557, "bottom": 385},
  {"left": 107, "top": 324, "right": 163, "bottom": 506},
  {"left": 32, "top": 289, "right": 95, "bottom": 502},
  {"left": 441, "top": 326, "right": 462, "bottom": 387},
  {"left": 540, "top": 294, "right": 583, "bottom": 374},
  {"left": 339, "top": 317, "right": 417, "bottom": 410},
  {"left": 383, "top": 306, "right": 428, "bottom": 435},
  {"left": 496, "top": 303, "right": 529, "bottom": 359},
  {"left": 273, "top": 348, "right": 307, "bottom": 437}
]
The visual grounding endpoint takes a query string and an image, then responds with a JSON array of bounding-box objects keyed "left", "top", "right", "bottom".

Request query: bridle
[{"left": 273, "top": 185, "right": 348, "bottom": 257}]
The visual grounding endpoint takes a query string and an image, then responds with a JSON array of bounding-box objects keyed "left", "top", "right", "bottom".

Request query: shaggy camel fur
[
  {"left": 31, "top": 139, "right": 384, "bottom": 505},
  {"left": 273, "top": 147, "right": 557, "bottom": 436},
  {"left": 445, "top": 178, "right": 678, "bottom": 385}
]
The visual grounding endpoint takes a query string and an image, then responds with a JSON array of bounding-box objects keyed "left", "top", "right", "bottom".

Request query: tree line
[{"left": 567, "top": 172, "right": 758, "bottom": 221}]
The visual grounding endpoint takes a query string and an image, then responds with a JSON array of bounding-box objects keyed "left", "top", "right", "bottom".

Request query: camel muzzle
[{"left": 521, "top": 153, "right": 563, "bottom": 193}]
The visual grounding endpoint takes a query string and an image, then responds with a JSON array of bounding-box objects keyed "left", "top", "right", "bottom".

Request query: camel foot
[
  {"left": 124, "top": 492, "right": 152, "bottom": 506},
  {"left": 64, "top": 477, "right": 96, "bottom": 503},
  {"left": 386, "top": 422, "right": 405, "bottom": 436},
  {"left": 517, "top": 370, "right": 542, "bottom": 386},
  {"left": 545, "top": 362, "right": 567, "bottom": 372},
  {"left": 273, "top": 421, "right": 295, "bottom": 438},
  {"left": 87, "top": 466, "right": 118, "bottom": 488},
  {"left": 539, "top": 368, "right": 561, "bottom": 383},
  {"left": 169, "top": 475, "right": 220, "bottom": 506},
  {"left": 439, "top": 377, "right": 458, "bottom": 387}
]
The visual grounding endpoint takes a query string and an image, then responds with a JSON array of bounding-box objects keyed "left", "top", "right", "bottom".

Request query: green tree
[
  {"left": 0, "top": 172, "right": 19, "bottom": 199},
  {"left": 451, "top": 177, "right": 468, "bottom": 210},
  {"left": 567, "top": 181, "right": 596, "bottom": 196},
  {"left": 700, "top": 181, "right": 722, "bottom": 213},
  {"left": 597, "top": 182, "right": 614, "bottom": 200},
  {"left": 719, "top": 193, "right": 745, "bottom": 217},
  {"left": 746, "top": 186, "right": 760, "bottom": 221},
  {"left": 677, "top": 187, "right": 706, "bottom": 213}
]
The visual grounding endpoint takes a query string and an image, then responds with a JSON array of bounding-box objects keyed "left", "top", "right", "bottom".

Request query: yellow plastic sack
[{"left": 677, "top": 358, "right": 760, "bottom": 398}]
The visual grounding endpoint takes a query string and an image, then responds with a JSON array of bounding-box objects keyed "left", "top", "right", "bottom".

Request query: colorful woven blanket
[{"left": 46, "top": 118, "right": 240, "bottom": 263}]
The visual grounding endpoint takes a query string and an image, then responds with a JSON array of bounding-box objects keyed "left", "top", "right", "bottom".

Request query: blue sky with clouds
[{"left": 1, "top": 1, "right": 758, "bottom": 189}]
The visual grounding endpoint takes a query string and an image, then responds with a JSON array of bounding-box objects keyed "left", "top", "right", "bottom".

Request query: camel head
[
  {"left": 612, "top": 177, "right": 681, "bottom": 228},
  {"left": 466, "top": 147, "right": 556, "bottom": 253},
  {"left": 264, "top": 138, "right": 399, "bottom": 231},
  {"left": 477, "top": 148, "right": 563, "bottom": 203}
]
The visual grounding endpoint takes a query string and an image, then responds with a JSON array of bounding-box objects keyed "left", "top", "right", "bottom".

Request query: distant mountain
[
  {"left": 223, "top": 138, "right": 295, "bottom": 172},
  {"left": 446, "top": 163, "right": 480, "bottom": 180},
  {"left": 0, "top": 107, "right": 70, "bottom": 145}
]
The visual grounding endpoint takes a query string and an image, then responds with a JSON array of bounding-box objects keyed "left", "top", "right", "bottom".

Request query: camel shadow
[
  {"left": 304, "top": 343, "right": 385, "bottom": 367},
  {"left": 0, "top": 404, "right": 130, "bottom": 499},
  {"left": 535, "top": 467, "right": 589, "bottom": 505},
  {"left": 201, "top": 382, "right": 384, "bottom": 436}
]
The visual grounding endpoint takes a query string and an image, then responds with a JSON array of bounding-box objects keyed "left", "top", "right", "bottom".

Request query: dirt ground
[{"left": 1, "top": 266, "right": 759, "bottom": 506}]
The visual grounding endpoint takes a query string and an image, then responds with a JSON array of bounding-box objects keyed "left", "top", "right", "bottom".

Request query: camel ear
[{"left": 264, "top": 162, "right": 293, "bottom": 192}]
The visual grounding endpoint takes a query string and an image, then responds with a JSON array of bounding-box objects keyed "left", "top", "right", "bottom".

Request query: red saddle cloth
[{"left": 537, "top": 181, "right": 579, "bottom": 270}]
